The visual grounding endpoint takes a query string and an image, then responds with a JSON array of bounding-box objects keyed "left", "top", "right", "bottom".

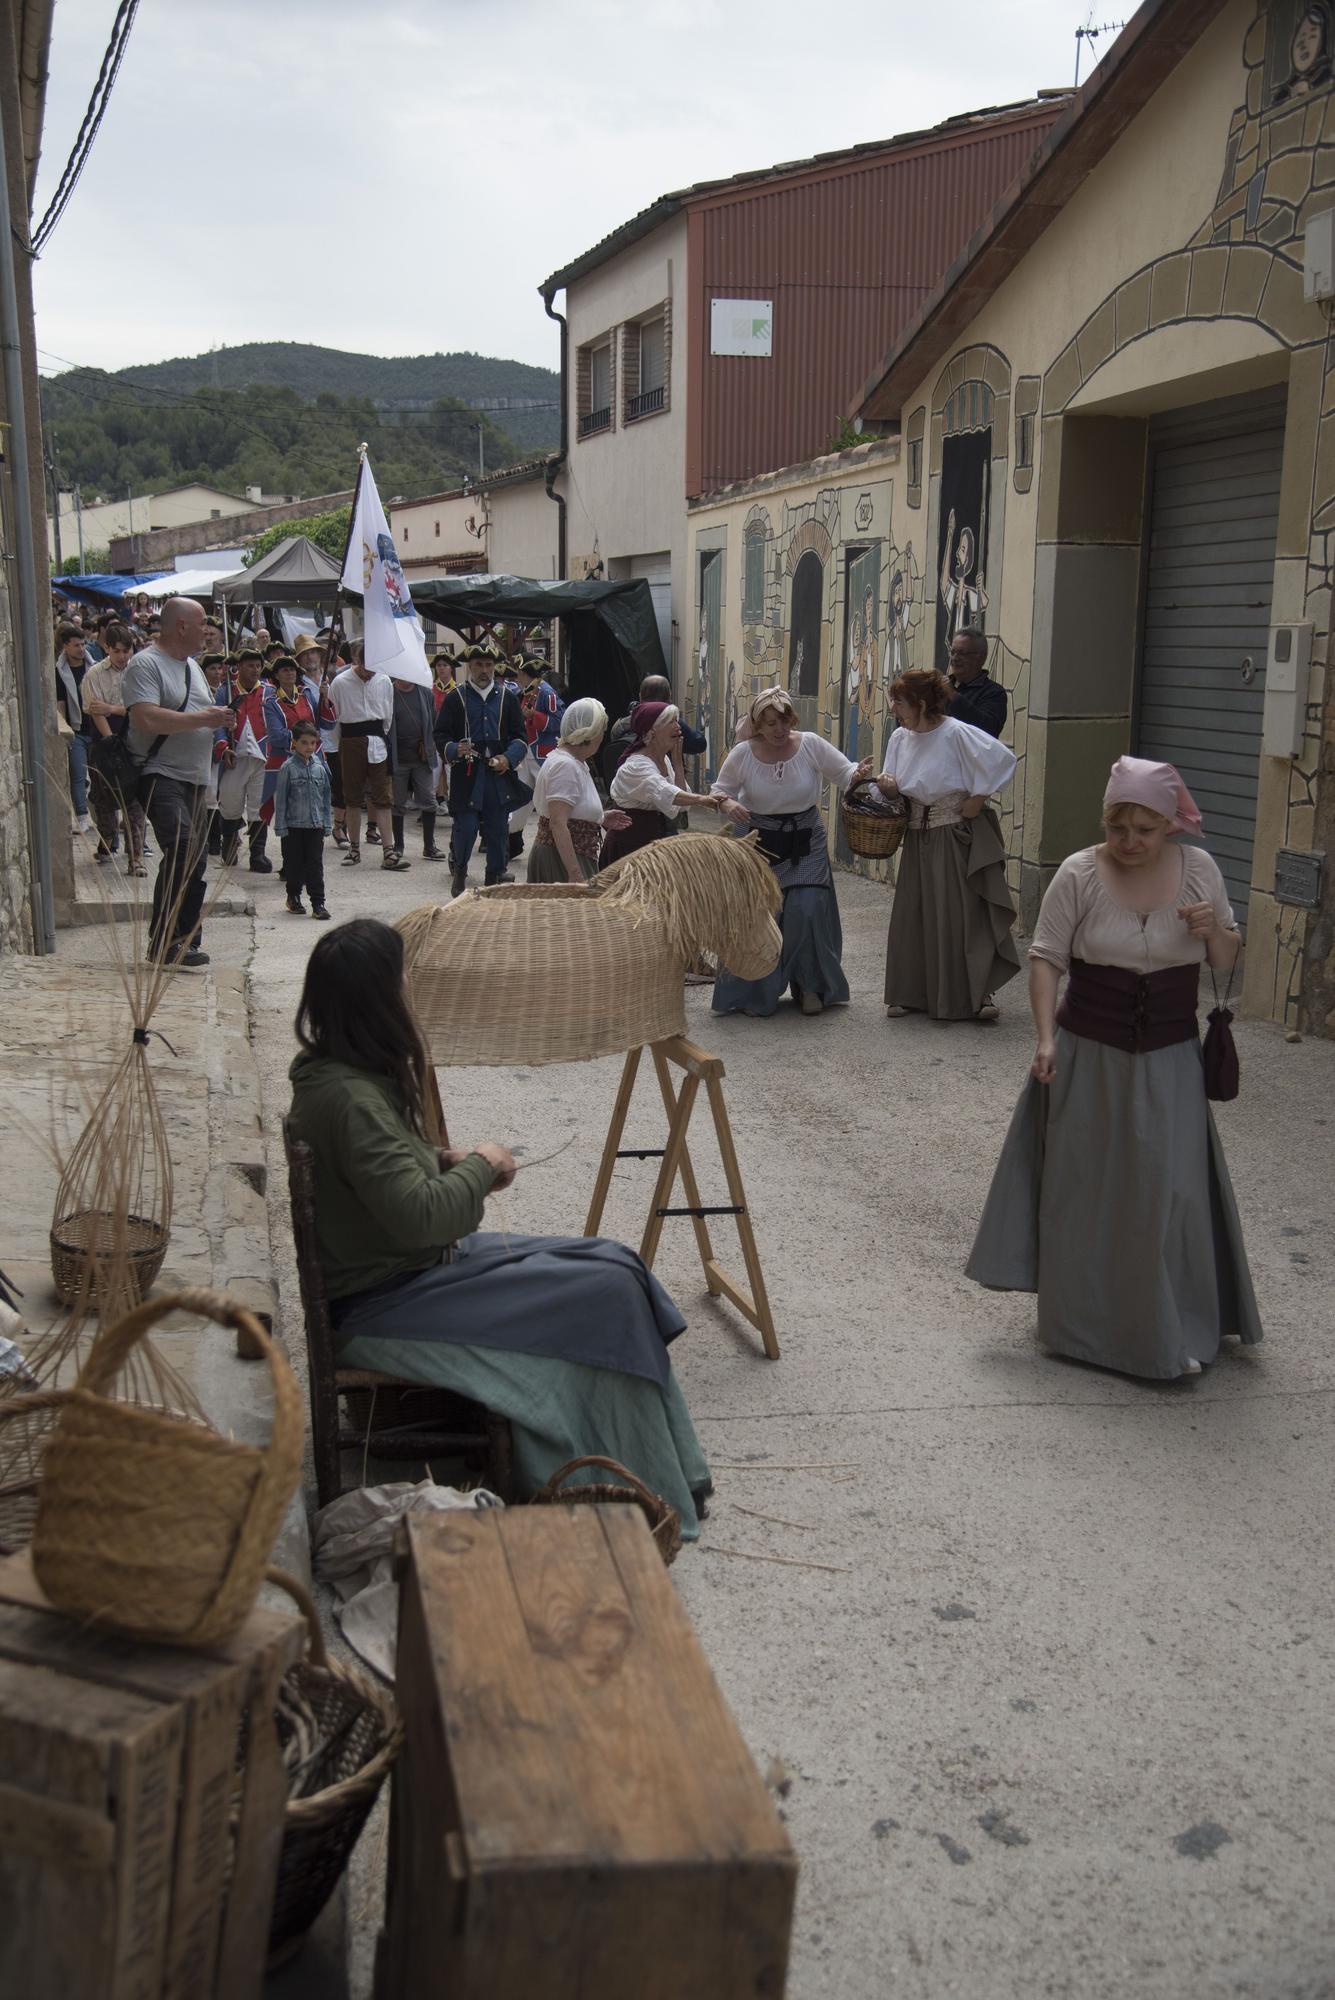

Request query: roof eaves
[
  {"left": 540, "top": 95, "right": 1071, "bottom": 297},
  {"left": 852, "top": 0, "right": 1228, "bottom": 422}
]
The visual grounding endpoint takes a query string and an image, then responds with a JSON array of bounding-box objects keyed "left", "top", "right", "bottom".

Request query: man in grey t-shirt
[{"left": 123, "top": 598, "right": 232, "bottom": 967}]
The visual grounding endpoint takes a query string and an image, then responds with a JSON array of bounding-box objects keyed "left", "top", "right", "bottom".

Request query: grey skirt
[
  {"left": 884, "top": 807, "right": 1020, "bottom": 1019},
  {"left": 966, "top": 1028, "right": 1263, "bottom": 1379},
  {"left": 526, "top": 837, "right": 597, "bottom": 883},
  {"left": 713, "top": 805, "right": 847, "bottom": 1015}
]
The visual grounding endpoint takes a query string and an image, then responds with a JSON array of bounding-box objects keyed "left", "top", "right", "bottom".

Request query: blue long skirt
[{"left": 713, "top": 806, "right": 848, "bottom": 1016}]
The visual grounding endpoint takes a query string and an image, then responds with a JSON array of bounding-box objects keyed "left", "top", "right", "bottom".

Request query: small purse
[{"left": 1201, "top": 961, "right": 1240, "bottom": 1102}]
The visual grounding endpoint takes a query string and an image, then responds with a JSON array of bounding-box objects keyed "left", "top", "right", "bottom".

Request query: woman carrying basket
[
  {"left": 876, "top": 667, "right": 1019, "bottom": 1022},
  {"left": 710, "top": 688, "right": 870, "bottom": 1017},
  {"left": 966, "top": 756, "right": 1261, "bottom": 1380}
]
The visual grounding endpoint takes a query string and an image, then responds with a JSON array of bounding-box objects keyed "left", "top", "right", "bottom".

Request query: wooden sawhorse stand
[{"left": 584, "top": 1035, "right": 779, "bottom": 1360}]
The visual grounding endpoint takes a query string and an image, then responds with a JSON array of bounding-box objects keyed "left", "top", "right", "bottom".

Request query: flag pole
[{"left": 325, "top": 444, "right": 367, "bottom": 677}]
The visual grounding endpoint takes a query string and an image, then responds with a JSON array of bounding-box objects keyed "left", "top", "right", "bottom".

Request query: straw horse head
[{"left": 398, "top": 833, "right": 782, "bottom": 1068}]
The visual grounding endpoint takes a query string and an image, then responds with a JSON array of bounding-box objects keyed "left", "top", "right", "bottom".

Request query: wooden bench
[{"left": 281, "top": 1118, "right": 513, "bottom": 1507}]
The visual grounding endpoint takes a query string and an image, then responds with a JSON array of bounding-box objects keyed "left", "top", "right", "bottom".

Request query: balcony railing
[
  {"left": 578, "top": 406, "right": 611, "bottom": 438},
  {"left": 626, "top": 385, "right": 666, "bottom": 421}
]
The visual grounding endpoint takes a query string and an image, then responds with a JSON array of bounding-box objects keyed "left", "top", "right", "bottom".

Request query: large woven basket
[
  {"left": 841, "top": 781, "right": 908, "bottom": 860},
  {"left": 6, "top": 1288, "right": 302, "bottom": 1647},
  {"left": 531, "top": 1454, "right": 682, "bottom": 1567},
  {"left": 260, "top": 1570, "right": 402, "bottom": 1967}
]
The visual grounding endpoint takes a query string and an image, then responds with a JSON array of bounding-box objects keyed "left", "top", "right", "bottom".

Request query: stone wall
[{"left": 0, "top": 554, "right": 33, "bottom": 955}]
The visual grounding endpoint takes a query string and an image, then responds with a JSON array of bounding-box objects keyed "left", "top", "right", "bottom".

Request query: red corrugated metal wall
[{"left": 689, "top": 114, "right": 1059, "bottom": 496}]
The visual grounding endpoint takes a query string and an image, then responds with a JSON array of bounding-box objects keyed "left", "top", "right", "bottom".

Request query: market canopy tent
[
  {"left": 54, "top": 572, "right": 169, "bottom": 605},
  {"left": 215, "top": 536, "right": 343, "bottom": 606},
  {"left": 405, "top": 574, "right": 667, "bottom": 716},
  {"left": 140, "top": 568, "right": 243, "bottom": 600}
]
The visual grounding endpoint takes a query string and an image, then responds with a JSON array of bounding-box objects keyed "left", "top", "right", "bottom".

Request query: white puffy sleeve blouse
[
  {"left": 712, "top": 734, "right": 857, "bottom": 814},
  {"left": 532, "top": 748, "right": 605, "bottom": 824},
  {"left": 1029, "top": 844, "right": 1237, "bottom": 973},
  {"left": 611, "top": 752, "right": 682, "bottom": 815},
  {"left": 881, "top": 715, "right": 1016, "bottom": 803}
]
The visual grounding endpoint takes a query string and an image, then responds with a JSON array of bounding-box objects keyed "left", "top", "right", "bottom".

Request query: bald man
[{"left": 123, "top": 596, "right": 233, "bottom": 967}]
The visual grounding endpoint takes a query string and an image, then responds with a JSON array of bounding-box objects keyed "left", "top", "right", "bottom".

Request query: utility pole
[
  {"left": 47, "top": 440, "right": 61, "bottom": 569},
  {"left": 74, "top": 485, "right": 84, "bottom": 570},
  {"left": 477, "top": 421, "right": 485, "bottom": 481}
]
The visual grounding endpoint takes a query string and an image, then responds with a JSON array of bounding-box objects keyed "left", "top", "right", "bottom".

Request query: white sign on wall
[{"left": 710, "top": 298, "right": 773, "bottom": 358}]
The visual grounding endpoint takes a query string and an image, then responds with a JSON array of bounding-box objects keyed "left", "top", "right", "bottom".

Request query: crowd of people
[{"left": 53, "top": 591, "right": 1260, "bottom": 1439}]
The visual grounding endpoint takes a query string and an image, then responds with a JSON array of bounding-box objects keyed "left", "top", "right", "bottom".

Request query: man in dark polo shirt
[{"left": 947, "top": 627, "right": 1007, "bottom": 739}]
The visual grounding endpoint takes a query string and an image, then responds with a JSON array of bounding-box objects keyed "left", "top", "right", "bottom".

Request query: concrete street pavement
[{"left": 232, "top": 834, "right": 1335, "bottom": 1999}]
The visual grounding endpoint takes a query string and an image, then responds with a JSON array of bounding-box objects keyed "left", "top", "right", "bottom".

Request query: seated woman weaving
[{"left": 288, "top": 918, "right": 711, "bottom": 1533}]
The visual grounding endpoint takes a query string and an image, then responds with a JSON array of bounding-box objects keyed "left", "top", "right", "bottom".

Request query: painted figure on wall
[
  {"left": 724, "top": 660, "right": 738, "bottom": 749},
  {"left": 841, "top": 565, "right": 877, "bottom": 766},
  {"left": 1274, "top": 0, "right": 1333, "bottom": 98},
  {"left": 935, "top": 429, "right": 992, "bottom": 671},
  {"left": 787, "top": 550, "right": 824, "bottom": 704}
]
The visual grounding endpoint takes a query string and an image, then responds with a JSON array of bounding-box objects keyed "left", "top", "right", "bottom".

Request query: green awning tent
[
  {"left": 215, "top": 535, "right": 343, "bottom": 606},
  {"left": 406, "top": 573, "right": 666, "bottom": 717}
]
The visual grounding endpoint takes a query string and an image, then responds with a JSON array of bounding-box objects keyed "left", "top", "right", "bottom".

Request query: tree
[{"left": 242, "top": 506, "right": 351, "bottom": 570}]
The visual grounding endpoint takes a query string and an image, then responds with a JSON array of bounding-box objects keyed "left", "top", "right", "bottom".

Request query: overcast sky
[{"left": 32, "top": 0, "right": 1091, "bottom": 382}]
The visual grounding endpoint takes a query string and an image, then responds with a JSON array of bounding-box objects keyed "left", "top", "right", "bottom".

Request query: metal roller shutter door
[{"left": 1137, "top": 386, "right": 1286, "bottom": 926}]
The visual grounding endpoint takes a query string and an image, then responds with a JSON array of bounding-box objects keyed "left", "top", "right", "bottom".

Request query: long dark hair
[{"left": 295, "top": 919, "right": 440, "bottom": 1142}]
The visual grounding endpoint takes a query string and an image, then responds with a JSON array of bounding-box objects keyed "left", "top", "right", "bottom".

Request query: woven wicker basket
[
  {"left": 260, "top": 1569, "right": 403, "bottom": 1967},
  {"left": 50, "top": 1209, "right": 168, "bottom": 1308},
  {"left": 6, "top": 1288, "right": 302, "bottom": 1647},
  {"left": 841, "top": 781, "right": 908, "bottom": 860},
  {"left": 532, "top": 1454, "right": 682, "bottom": 1567}
]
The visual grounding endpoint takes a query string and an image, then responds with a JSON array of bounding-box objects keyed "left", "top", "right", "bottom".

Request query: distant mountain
[{"left": 116, "top": 343, "right": 560, "bottom": 455}]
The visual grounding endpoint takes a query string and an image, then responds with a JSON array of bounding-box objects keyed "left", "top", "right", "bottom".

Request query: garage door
[{"left": 1137, "top": 385, "right": 1286, "bottom": 926}]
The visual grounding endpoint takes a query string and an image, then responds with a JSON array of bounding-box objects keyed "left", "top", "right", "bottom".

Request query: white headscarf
[{"left": 560, "top": 697, "right": 607, "bottom": 748}]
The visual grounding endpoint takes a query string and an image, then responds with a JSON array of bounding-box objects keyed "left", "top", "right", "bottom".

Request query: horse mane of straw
[{"left": 593, "top": 830, "right": 780, "bottom": 965}]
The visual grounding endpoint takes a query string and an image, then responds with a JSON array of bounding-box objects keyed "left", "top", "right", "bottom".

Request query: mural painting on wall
[
  {"left": 787, "top": 549, "right": 825, "bottom": 706},
  {"left": 697, "top": 547, "right": 724, "bottom": 782},
  {"left": 936, "top": 431, "right": 992, "bottom": 670},
  {"left": 881, "top": 542, "right": 923, "bottom": 761},
  {"left": 1268, "top": 0, "right": 1333, "bottom": 103},
  {"left": 839, "top": 545, "right": 880, "bottom": 766}
]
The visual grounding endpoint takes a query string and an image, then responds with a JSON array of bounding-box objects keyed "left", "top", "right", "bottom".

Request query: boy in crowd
[{"left": 272, "top": 719, "right": 331, "bottom": 920}]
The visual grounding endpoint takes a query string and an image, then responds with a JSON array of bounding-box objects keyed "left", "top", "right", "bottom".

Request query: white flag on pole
[{"left": 341, "top": 453, "right": 433, "bottom": 687}]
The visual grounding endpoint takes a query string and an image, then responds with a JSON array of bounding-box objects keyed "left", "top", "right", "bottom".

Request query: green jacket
[{"left": 288, "top": 1051, "right": 499, "bottom": 1300}]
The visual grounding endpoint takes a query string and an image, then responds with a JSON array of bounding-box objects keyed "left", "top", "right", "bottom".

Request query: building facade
[
  {"left": 543, "top": 100, "right": 1067, "bottom": 695},
  {"left": 847, "top": 0, "right": 1335, "bottom": 1035},
  {"left": 48, "top": 482, "right": 297, "bottom": 565},
  {"left": 389, "top": 461, "right": 557, "bottom": 581}
]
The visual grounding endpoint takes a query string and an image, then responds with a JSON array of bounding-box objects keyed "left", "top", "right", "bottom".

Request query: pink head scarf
[{"left": 1103, "top": 755, "right": 1202, "bottom": 833}]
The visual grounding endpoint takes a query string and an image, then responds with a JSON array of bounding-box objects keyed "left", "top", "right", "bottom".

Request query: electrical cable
[{"left": 31, "top": 0, "right": 141, "bottom": 256}]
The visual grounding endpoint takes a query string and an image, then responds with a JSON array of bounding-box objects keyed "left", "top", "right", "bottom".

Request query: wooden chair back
[{"left": 282, "top": 1117, "right": 343, "bottom": 1505}]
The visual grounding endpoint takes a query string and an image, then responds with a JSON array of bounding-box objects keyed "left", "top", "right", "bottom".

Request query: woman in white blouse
[
  {"left": 602, "top": 700, "right": 726, "bottom": 867},
  {"left": 710, "top": 688, "right": 870, "bottom": 1017},
  {"left": 526, "top": 699, "right": 632, "bottom": 883},
  {"left": 967, "top": 755, "right": 1261, "bottom": 1380},
  {"left": 875, "top": 666, "right": 1019, "bottom": 1022}
]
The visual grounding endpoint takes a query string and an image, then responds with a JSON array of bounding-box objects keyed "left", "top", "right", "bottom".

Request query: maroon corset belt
[{"left": 1056, "top": 957, "right": 1200, "bottom": 1055}]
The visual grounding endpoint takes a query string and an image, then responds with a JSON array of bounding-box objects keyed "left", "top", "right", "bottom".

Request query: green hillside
[
  {"left": 40, "top": 371, "right": 525, "bottom": 511},
  {"left": 116, "top": 343, "right": 560, "bottom": 454}
]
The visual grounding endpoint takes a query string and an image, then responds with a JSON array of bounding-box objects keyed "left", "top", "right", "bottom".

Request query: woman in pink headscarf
[{"left": 966, "top": 756, "right": 1262, "bottom": 1380}]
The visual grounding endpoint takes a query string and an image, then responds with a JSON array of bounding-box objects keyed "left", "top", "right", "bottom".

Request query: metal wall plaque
[{"left": 1273, "top": 847, "right": 1325, "bottom": 910}]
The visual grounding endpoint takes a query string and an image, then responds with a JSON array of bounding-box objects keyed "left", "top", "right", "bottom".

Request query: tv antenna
[{"left": 1075, "top": 17, "right": 1126, "bottom": 87}]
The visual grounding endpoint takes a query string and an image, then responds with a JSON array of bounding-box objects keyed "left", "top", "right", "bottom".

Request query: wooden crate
[
  {"left": 376, "top": 1507, "right": 797, "bottom": 1999},
  {"left": 0, "top": 1554, "right": 305, "bottom": 2000}
]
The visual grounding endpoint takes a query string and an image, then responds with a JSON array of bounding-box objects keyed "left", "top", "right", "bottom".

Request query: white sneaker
[
  {"left": 75, "top": 814, "right": 92, "bottom": 834},
  {"left": 1181, "top": 1359, "right": 1203, "bottom": 1376}
]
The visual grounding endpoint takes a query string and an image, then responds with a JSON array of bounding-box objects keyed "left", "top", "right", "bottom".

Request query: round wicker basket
[
  {"left": 260, "top": 1569, "right": 403, "bottom": 1967},
  {"left": 840, "top": 781, "right": 908, "bottom": 861},
  {"left": 532, "top": 1454, "right": 682, "bottom": 1567},
  {"left": 50, "top": 1209, "right": 168, "bottom": 1307},
  {"left": 11, "top": 1288, "right": 302, "bottom": 1647}
]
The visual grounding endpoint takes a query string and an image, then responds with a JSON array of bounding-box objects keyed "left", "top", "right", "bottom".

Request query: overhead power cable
[{"left": 31, "top": 0, "right": 141, "bottom": 256}]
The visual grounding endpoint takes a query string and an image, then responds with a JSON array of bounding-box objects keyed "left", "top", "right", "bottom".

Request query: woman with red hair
[{"left": 876, "top": 666, "right": 1018, "bottom": 1021}]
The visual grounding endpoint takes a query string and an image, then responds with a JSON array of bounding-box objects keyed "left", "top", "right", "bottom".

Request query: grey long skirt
[
  {"left": 526, "top": 837, "right": 596, "bottom": 883},
  {"left": 713, "top": 805, "right": 848, "bottom": 1015},
  {"left": 966, "top": 1029, "right": 1263, "bottom": 1379},
  {"left": 884, "top": 808, "right": 1020, "bottom": 1019}
]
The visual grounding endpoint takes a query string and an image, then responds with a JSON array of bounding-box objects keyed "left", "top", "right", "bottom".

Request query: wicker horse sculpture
[{"left": 398, "top": 832, "right": 782, "bottom": 1067}]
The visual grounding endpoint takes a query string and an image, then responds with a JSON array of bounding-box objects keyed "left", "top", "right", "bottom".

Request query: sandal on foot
[
  {"left": 381, "top": 852, "right": 410, "bottom": 870},
  {"left": 341, "top": 847, "right": 361, "bottom": 866}
]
